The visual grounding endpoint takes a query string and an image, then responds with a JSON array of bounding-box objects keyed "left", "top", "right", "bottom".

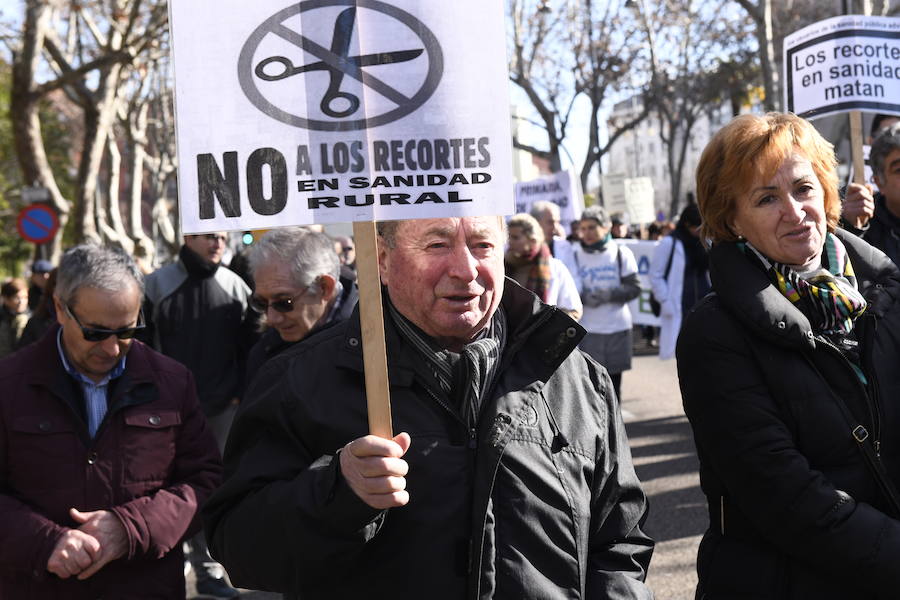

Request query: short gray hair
[
  {"left": 581, "top": 205, "right": 611, "bottom": 227},
  {"left": 530, "top": 201, "right": 560, "bottom": 221},
  {"left": 871, "top": 122, "right": 900, "bottom": 180},
  {"left": 248, "top": 228, "right": 340, "bottom": 290},
  {"left": 56, "top": 244, "right": 144, "bottom": 306}
]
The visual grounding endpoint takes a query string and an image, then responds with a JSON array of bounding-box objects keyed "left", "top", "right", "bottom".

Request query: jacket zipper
[
  {"left": 859, "top": 315, "right": 883, "bottom": 455},
  {"left": 816, "top": 333, "right": 882, "bottom": 456},
  {"left": 420, "top": 383, "right": 474, "bottom": 447}
]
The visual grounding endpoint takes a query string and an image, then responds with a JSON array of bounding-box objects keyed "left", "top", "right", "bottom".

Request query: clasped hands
[
  {"left": 46, "top": 508, "right": 128, "bottom": 580},
  {"left": 582, "top": 288, "right": 612, "bottom": 308}
]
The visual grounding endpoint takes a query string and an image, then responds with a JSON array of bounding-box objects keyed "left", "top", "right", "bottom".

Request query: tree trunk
[
  {"left": 74, "top": 63, "right": 124, "bottom": 244},
  {"left": 580, "top": 97, "right": 601, "bottom": 189},
  {"left": 749, "top": 0, "right": 779, "bottom": 111},
  {"left": 97, "top": 133, "right": 134, "bottom": 253},
  {"left": 11, "top": 1, "right": 71, "bottom": 262},
  {"left": 126, "top": 102, "right": 153, "bottom": 256}
]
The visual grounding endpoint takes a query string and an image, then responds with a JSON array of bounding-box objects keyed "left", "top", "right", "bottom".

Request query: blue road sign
[{"left": 17, "top": 204, "right": 59, "bottom": 244}]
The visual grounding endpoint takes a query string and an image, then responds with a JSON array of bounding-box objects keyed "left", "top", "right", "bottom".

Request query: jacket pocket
[
  {"left": 121, "top": 410, "right": 180, "bottom": 483},
  {"left": 8, "top": 416, "right": 81, "bottom": 490}
]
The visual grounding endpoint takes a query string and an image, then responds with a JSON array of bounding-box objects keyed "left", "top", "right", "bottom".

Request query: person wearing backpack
[{"left": 649, "top": 204, "right": 710, "bottom": 360}]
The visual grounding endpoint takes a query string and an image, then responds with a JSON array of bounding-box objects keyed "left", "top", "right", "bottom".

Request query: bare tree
[
  {"left": 120, "top": 57, "right": 179, "bottom": 262},
  {"left": 733, "top": 0, "right": 780, "bottom": 110},
  {"left": 10, "top": 1, "right": 74, "bottom": 260},
  {"left": 10, "top": 0, "right": 169, "bottom": 257},
  {"left": 571, "top": 0, "right": 649, "bottom": 189},
  {"left": 508, "top": 0, "right": 580, "bottom": 171},
  {"left": 637, "top": 0, "right": 754, "bottom": 216}
]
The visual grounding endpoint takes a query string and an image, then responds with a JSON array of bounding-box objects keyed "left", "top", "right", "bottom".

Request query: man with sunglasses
[
  {"left": 244, "top": 228, "right": 358, "bottom": 387},
  {"left": 0, "top": 245, "right": 220, "bottom": 599},
  {"left": 143, "top": 231, "right": 257, "bottom": 599}
]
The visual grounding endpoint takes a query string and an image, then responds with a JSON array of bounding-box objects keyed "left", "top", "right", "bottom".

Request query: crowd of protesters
[{"left": 2, "top": 110, "right": 900, "bottom": 599}]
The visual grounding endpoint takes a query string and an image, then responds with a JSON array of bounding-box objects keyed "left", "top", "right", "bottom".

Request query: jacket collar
[
  {"left": 873, "top": 193, "right": 900, "bottom": 232},
  {"left": 835, "top": 228, "right": 900, "bottom": 318},
  {"left": 27, "top": 324, "right": 158, "bottom": 400},
  {"left": 709, "top": 229, "right": 900, "bottom": 349},
  {"left": 179, "top": 244, "right": 219, "bottom": 278},
  {"left": 334, "top": 278, "right": 585, "bottom": 387}
]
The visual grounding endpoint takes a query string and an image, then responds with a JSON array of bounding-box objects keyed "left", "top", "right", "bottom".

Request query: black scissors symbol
[{"left": 254, "top": 7, "right": 424, "bottom": 118}]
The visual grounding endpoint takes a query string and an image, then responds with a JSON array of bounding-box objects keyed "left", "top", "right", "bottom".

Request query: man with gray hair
[
  {"left": 244, "top": 228, "right": 358, "bottom": 385},
  {"left": 531, "top": 200, "right": 578, "bottom": 278},
  {"left": 844, "top": 123, "right": 900, "bottom": 267},
  {"left": 0, "top": 244, "right": 220, "bottom": 599},
  {"left": 204, "top": 216, "right": 652, "bottom": 599}
]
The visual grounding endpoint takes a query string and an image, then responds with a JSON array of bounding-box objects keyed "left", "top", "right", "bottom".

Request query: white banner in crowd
[
  {"left": 618, "top": 239, "right": 660, "bottom": 328},
  {"left": 602, "top": 175, "right": 656, "bottom": 225},
  {"left": 514, "top": 169, "right": 584, "bottom": 231},
  {"left": 784, "top": 15, "right": 900, "bottom": 119},
  {"left": 170, "top": 0, "right": 514, "bottom": 233}
]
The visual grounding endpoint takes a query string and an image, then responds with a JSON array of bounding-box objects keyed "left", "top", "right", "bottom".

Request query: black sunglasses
[
  {"left": 64, "top": 303, "right": 146, "bottom": 342},
  {"left": 250, "top": 288, "right": 312, "bottom": 314}
]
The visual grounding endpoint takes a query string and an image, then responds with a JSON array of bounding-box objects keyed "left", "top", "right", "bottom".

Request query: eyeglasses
[
  {"left": 203, "top": 234, "right": 228, "bottom": 244},
  {"left": 64, "top": 303, "right": 146, "bottom": 342},
  {"left": 250, "top": 289, "right": 311, "bottom": 314}
]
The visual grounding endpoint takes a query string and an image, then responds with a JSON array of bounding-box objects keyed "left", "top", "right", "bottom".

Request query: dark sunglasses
[
  {"left": 65, "top": 303, "right": 146, "bottom": 342},
  {"left": 250, "top": 289, "right": 310, "bottom": 314}
]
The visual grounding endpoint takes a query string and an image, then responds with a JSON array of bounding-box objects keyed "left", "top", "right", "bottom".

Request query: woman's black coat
[{"left": 677, "top": 230, "right": 900, "bottom": 600}]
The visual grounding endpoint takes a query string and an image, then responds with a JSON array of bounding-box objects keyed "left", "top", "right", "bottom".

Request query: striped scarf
[
  {"left": 387, "top": 301, "right": 507, "bottom": 425},
  {"left": 745, "top": 233, "right": 867, "bottom": 334},
  {"left": 505, "top": 243, "right": 553, "bottom": 302}
]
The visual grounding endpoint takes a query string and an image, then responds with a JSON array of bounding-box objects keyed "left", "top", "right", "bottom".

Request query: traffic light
[{"left": 241, "top": 230, "right": 268, "bottom": 246}]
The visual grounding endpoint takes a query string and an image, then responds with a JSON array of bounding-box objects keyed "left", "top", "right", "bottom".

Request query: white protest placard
[
  {"left": 514, "top": 169, "right": 584, "bottom": 230},
  {"left": 784, "top": 15, "right": 900, "bottom": 119},
  {"left": 170, "top": 0, "right": 514, "bottom": 234},
  {"left": 617, "top": 239, "right": 660, "bottom": 327},
  {"left": 602, "top": 174, "right": 655, "bottom": 225},
  {"left": 623, "top": 177, "right": 655, "bottom": 225},
  {"left": 602, "top": 173, "right": 627, "bottom": 214}
]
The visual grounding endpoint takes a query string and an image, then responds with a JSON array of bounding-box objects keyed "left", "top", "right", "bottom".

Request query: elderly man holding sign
[{"left": 203, "top": 216, "right": 653, "bottom": 598}]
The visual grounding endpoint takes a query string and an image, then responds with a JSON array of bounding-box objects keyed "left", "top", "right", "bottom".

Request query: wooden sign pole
[
  {"left": 849, "top": 110, "right": 866, "bottom": 185},
  {"left": 352, "top": 220, "right": 393, "bottom": 439},
  {"left": 847, "top": 0, "right": 870, "bottom": 187}
]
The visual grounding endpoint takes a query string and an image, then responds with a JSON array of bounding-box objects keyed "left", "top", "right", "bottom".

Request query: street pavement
[
  {"left": 623, "top": 344, "right": 705, "bottom": 600},
  {"left": 190, "top": 341, "right": 705, "bottom": 600}
]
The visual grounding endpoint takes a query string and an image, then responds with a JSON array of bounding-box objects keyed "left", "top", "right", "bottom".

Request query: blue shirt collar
[{"left": 56, "top": 328, "right": 127, "bottom": 387}]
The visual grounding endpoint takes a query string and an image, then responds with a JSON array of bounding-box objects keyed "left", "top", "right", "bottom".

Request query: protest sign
[
  {"left": 602, "top": 174, "right": 656, "bottom": 225},
  {"left": 170, "top": 0, "right": 514, "bottom": 234},
  {"left": 618, "top": 239, "right": 660, "bottom": 327},
  {"left": 514, "top": 169, "right": 584, "bottom": 230},
  {"left": 784, "top": 15, "right": 900, "bottom": 119},
  {"left": 170, "top": 0, "right": 514, "bottom": 438}
]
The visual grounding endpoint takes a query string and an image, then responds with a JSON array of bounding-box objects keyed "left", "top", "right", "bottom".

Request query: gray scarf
[{"left": 388, "top": 301, "right": 507, "bottom": 425}]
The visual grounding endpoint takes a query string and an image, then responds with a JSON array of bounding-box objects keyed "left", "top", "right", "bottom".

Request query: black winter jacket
[
  {"left": 845, "top": 193, "right": 900, "bottom": 268},
  {"left": 244, "top": 274, "right": 359, "bottom": 387},
  {"left": 204, "top": 280, "right": 653, "bottom": 599},
  {"left": 677, "top": 230, "right": 900, "bottom": 600},
  {"left": 142, "top": 246, "right": 258, "bottom": 416}
]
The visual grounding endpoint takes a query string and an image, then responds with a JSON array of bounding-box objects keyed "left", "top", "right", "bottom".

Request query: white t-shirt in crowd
[
  {"left": 547, "top": 256, "right": 582, "bottom": 315},
  {"left": 573, "top": 241, "right": 637, "bottom": 334}
]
